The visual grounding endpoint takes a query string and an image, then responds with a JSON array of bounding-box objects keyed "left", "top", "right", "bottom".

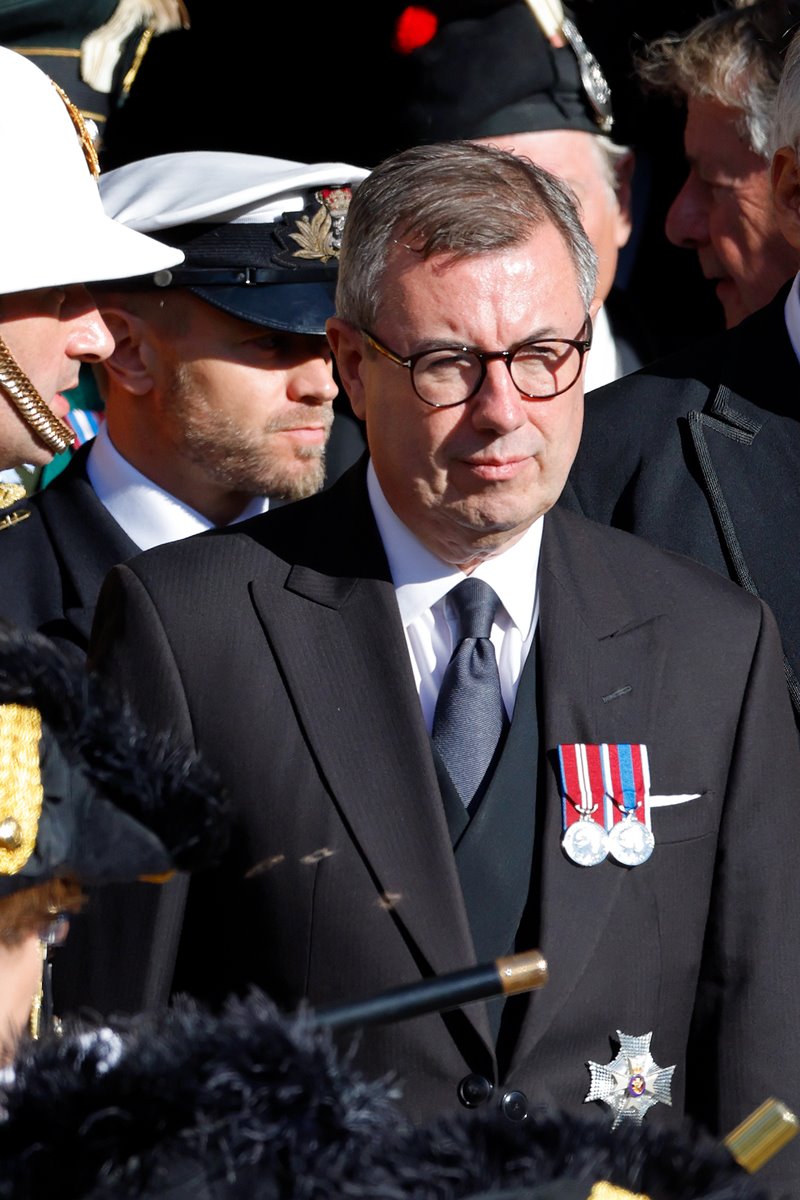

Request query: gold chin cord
[{"left": 0, "top": 337, "right": 73, "bottom": 456}]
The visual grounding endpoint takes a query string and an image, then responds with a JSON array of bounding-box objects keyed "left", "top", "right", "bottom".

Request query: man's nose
[
  {"left": 65, "top": 286, "right": 114, "bottom": 363},
  {"left": 469, "top": 358, "right": 528, "bottom": 432},
  {"left": 665, "top": 172, "right": 709, "bottom": 249},
  {"left": 286, "top": 351, "right": 339, "bottom": 404}
]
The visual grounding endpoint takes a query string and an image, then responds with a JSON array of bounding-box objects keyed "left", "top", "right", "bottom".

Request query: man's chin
[
  {"left": 265, "top": 456, "right": 327, "bottom": 503},
  {"left": 434, "top": 500, "right": 551, "bottom": 566},
  {"left": 714, "top": 278, "right": 747, "bottom": 328},
  {"left": 51, "top": 392, "right": 71, "bottom": 420}
]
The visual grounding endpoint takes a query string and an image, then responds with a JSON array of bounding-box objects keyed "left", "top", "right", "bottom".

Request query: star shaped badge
[{"left": 586, "top": 1031, "right": 675, "bottom": 1128}]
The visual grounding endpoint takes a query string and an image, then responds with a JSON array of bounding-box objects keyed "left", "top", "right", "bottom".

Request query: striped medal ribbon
[
  {"left": 557, "top": 743, "right": 611, "bottom": 866},
  {"left": 603, "top": 743, "right": 654, "bottom": 866}
]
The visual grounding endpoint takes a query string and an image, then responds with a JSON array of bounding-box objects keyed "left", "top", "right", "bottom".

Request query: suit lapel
[
  {"left": 683, "top": 295, "right": 800, "bottom": 716},
  {"left": 248, "top": 472, "right": 483, "bottom": 1031},
  {"left": 37, "top": 445, "right": 138, "bottom": 640},
  {"left": 513, "top": 507, "right": 669, "bottom": 1060}
]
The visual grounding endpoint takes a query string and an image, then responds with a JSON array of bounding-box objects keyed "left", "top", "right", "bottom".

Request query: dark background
[{"left": 4, "top": 1, "right": 726, "bottom": 355}]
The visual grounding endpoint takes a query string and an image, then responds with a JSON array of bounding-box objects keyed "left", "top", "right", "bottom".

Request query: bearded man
[{"left": 0, "top": 150, "right": 366, "bottom": 654}]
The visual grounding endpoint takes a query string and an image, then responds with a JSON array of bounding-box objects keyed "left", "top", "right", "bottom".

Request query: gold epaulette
[
  {"left": 0, "top": 482, "right": 30, "bottom": 531},
  {"left": 0, "top": 703, "right": 43, "bottom": 875}
]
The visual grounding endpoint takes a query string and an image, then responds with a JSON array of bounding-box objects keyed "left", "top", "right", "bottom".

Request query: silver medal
[
  {"left": 562, "top": 812, "right": 609, "bottom": 867},
  {"left": 608, "top": 814, "right": 655, "bottom": 866},
  {"left": 586, "top": 1031, "right": 675, "bottom": 1127}
]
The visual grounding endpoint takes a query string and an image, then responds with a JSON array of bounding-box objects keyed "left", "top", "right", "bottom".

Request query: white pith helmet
[{"left": 0, "top": 47, "right": 183, "bottom": 297}]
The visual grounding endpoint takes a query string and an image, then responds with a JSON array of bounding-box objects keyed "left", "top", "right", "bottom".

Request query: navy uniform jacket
[{"left": 0, "top": 444, "right": 136, "bottom": 654}]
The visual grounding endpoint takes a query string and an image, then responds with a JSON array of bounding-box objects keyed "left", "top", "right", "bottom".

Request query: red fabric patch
[{"left": 393, "top": 6, "right": 439, "bottom": 54}]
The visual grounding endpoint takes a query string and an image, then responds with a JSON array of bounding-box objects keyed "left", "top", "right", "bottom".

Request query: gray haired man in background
[{"left": 640, "top": 0, "right": 799, "bottom": 327}]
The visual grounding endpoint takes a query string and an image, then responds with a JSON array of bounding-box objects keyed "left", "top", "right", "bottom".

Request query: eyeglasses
[{"left": 362, "top": 317, "right": 592, "bottom": 408}]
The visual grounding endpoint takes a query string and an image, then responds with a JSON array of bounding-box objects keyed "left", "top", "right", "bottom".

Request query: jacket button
[
  {"left": 501, "top": 1089, "right": 528, "bottom": 1121},
  {"left": 457, "top": 1073, "right": 493, "bottom": 1108}
]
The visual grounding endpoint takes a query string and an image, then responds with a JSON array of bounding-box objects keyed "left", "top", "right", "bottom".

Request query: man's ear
[
  {"left": 95, "top": 309, "right": 153, "bottom": 397},
  {"left": 772, "top": 146, "right": 800, "bottom": 251},
  {"left": 326, "top": 318, "right": 368, "bottom": 420},
  {"left": 612, "top": 150, "right": 635, "bottom": 249}
]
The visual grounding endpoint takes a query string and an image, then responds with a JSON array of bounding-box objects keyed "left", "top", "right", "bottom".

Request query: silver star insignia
[{"left": 585, "top": 1031, "right": 675, "bottom": 1128}]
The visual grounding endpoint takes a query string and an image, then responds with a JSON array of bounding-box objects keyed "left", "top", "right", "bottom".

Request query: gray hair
[
  {"left": 594, "top": 135, "right": 634, "bottom": 197},
  {"left": 335, "top": 141, "right": 597, "bottom": 330},
  {"left": 772, "top": 26, "right": 800, "bottom": 150},
  {"left": 638, "top": 2, "right": 796, "bottom": 158}
]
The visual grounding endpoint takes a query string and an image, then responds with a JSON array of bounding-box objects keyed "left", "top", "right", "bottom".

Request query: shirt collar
[
  {"left": 86, "top": 423, "right": 269, "bottom": 551},
  {"left": 784, "top": 274, "right": 800, "bottom": 367},
  {"left": 367, "top": 460, "right": 542, "bottom": 640},
  {"left": 583, "top": 303, "right": 620, "bottom": 393}
]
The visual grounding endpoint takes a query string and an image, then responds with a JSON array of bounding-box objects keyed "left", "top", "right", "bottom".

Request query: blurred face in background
[
  {"left": 479, "top": 129, "right": 633, "bottom": 308},
  {"left": 665, "top": 96, "right": 798, "bottom": 327}
]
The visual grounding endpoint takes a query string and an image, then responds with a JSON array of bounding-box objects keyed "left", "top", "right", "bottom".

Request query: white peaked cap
[
  {"left": 0, "top": 48, "right": 183, "bottom": 297},
  {"left": 98, "top": 151, "right": 369, "bottom": 231}
]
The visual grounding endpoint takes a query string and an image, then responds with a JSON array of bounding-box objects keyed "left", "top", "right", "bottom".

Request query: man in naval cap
[
  {"left": 0, "top": 47, "right": 181, "bottom": 487},
  {"left": 0, "top": 150, "right": 367, "bottom": 657}
]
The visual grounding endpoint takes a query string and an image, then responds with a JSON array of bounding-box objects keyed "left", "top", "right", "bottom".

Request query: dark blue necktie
[{"left": 432, "top": 578, "right": 508, "bottom": 808}]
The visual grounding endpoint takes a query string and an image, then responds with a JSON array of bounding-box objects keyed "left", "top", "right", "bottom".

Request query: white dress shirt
[
  {"left": 86, "top": 423, "right": 270, "bottom": 551},
  {"left": 583, "top": 304, "right": 621, "bottom": 393},
  {"left": 784, "top": 273, "right": 800, "bottom": 365},
  {"left": 367, "top": 462, "right": 542, "bottom": 732}
]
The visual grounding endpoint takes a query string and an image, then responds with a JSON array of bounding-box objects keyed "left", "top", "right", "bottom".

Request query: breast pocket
[{"left": 650, "top": 792, "right": 718, "bottom": 844}]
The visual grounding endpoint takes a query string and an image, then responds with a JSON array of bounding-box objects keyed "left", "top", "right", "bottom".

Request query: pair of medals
[{"left": 558, "top": 743, "right": 655, "bottom": 867}]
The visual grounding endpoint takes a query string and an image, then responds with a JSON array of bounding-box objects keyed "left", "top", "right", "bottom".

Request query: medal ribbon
[
  {"left": 557, "top": 743, "right": 611, "bottom": 831},
  {"left": 602, "top": 743, "right": 651, "bottom": 830}
]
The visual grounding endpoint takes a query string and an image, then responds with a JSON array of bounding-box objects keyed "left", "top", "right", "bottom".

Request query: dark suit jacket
[
  {"left": 606, "top": 286, "right": 656, "bottom": 379},
  {"left": 0, "top": 443, "right": 137, "bottom": 654},
  {"left": 89, "top": 461, "right": 800, "bottom": 1196},
  {"left": 564, "top": 287, "right": 800, "bottom": 722}
]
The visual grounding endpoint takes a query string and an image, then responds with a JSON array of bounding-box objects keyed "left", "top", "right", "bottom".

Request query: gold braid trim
[
  {"left": 0, "top": 705, "right": 43, "bottom": 876},
  {"left": 121, "top": 26, "right": 154, "bottom": 96},
  {"left": 13, "top": 47, "right": 82, "bottom": 58},
  {"left": 0, "top": 483, "right": 25, "bottom": 508},
  {"left": 50, "top": 80, "right": 100, "bottom": 178},
  {"left": 0, "top": 337, "right": 74, "bottom": 456}
]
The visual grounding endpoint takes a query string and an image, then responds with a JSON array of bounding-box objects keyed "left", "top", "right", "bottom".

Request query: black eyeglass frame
[{"left": 361, "top": 316, "right": 593, "bottom": 408}]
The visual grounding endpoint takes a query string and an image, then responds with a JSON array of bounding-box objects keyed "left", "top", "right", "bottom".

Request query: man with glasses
[{"left": 89, "top": 143, "right": 800, "bottom": 1190}]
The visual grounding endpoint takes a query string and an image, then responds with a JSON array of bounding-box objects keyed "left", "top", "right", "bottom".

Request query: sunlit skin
[
  {"left": 666, "top": 96, "right": 798, "bottom": 327},
  {"left": 98, "top": 292, "right": 338, "bottom": 526},
  {"left": 0, "top": 933, "right": 42, "bottom": 1064},
  {"left": 772, "top": 145, "right": 800, "bottom": 263},
  {"left": 0, "top": 285, "right": 113, "bottom": 470},
  {"left": 480, "top": 129, "right": 633, "bottom": 306},
  {"left": 328, "top": 226, "right": 591, "bottom": 572}
]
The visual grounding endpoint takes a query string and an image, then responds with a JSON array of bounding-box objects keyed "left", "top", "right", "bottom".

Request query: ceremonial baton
[{"left": 313, "top": 949, "right": 548, "bottom": 1033}]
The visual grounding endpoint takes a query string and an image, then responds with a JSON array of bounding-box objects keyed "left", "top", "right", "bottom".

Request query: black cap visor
[{"left": 189, "top": 280, "right": 337, "bottom": 335}]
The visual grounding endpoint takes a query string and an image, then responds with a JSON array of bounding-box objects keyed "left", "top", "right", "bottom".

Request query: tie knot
[{"left": 449, "top": 577, "right": 502, "bottom": 641}]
